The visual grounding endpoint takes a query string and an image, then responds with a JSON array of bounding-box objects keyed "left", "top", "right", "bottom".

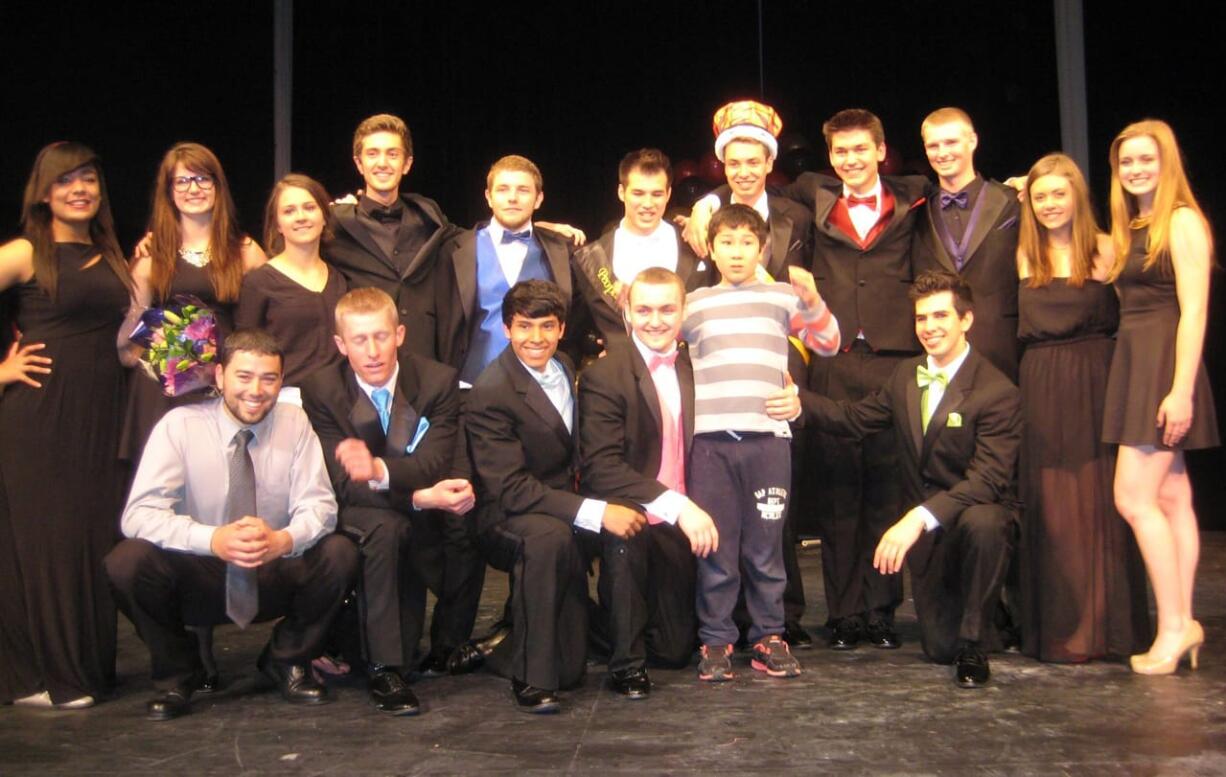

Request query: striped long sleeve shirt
[{"left": 683, "top": 280, "right": 840, "bottom": 437}]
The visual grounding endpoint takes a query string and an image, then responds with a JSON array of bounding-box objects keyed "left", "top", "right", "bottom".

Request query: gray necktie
[{"left": 225, "top": 428, "right": 259, "bottom": 628}]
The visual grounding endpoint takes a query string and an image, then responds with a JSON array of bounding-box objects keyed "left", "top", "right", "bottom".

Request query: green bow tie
[{"left": 917, "top": 365, "right": 948, "bottom": 432}]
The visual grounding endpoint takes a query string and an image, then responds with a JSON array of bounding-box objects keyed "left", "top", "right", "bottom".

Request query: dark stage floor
[{"left": 3, "top": 534, "right": 1225, "bottom": 776}]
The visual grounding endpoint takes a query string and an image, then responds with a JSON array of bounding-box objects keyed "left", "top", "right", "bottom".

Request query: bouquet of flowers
[{"left": 129, "top": 294, "right": 219, "bottom": 397}]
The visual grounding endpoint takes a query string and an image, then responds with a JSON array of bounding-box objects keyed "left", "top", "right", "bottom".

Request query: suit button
[
  {"left": 858, "top": 280, "right": 866, "bottom": 287},
  {"left": 394, "top": 249, "right": 400, "bottom": 255},
  {"left": 400, "top": 308, "right": 409, "bottom": 316}
]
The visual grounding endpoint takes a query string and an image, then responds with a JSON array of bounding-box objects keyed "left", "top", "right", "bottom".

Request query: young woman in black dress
[
  {"left": 0, "top": 142, "right": 133, "bottom": 709},
  {"left": 235, "top": 174, "right": 345, "bottom": 404},
  {"left": 1015, "top": 153, "right": 1149, "bottom": 663},
  {"left": 1104, "top": 120, "right": 1218, "bottom": 674},
  {"left": 119, "top": 142, "right": 266, "bottom": 460}
]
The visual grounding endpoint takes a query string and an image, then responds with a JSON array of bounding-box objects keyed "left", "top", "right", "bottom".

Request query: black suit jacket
[
  {"left": 325, "top": 193, "right": 458, "bottom": 359},
  {"left": 764, "top": 195, "right": 813, "bottom": 280},
  {"left": 572, "top": 228, "right": 714, "bottom": 350},
  {"left": 300, "top": 353, "right": 461, "bottom": 513},
  {"left": 465, "top": 347, "right": 583, "bottom": 535},
  {"left": 772, "top": 172, "right": 930, "bottom": 353},
  {"left": 577, "top": 342, "right": 695, "bottom": 505},
  {"left": 801, "top": 348, "right": 1020, "bottom": 556},
  {"left": 433, "top": 224, "right": 590, "bottom": 370},
  {"left": 912, "top": 180, "right": 1021, "bottom": 381}
]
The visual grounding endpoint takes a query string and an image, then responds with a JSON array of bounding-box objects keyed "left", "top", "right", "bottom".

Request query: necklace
[{"left": 179, "top": 247, "right": 211, "bottom": 267}]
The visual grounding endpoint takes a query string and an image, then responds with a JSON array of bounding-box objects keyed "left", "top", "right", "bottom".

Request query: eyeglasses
[{"left": 172, "top": 175, "right": 215, "bottom": 192}]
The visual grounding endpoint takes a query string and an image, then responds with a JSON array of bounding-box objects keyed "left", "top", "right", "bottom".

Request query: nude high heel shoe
[{"left": 1130, "top": 620, "right": 1204, "bottom": 675}]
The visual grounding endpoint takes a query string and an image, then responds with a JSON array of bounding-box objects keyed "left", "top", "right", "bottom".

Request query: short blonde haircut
[
  {"left": 921, "top": 107, "right": 975, "bottom": 139},
  {"left": 486, "top": 155, "right": 543, "bottom": 192},
  {"left": 334, "top": 287, "right": 398, "bottom": 333}
]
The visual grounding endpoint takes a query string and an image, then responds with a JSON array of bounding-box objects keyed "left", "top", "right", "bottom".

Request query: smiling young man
[
  {"left": 574, "top": 149, "right": 714, "bottom": 350},
  {"left": 300, "top": 288, "right": 470, "bottom": 716},
  {"left": 325, "top": 114, "right": 455, "bottom": 359},
  {"left": 912, "top": 107, "right": 1022, "bottom": 382},
  {"left": 799, "top": 270, "right": 1020, "bottom": 688},
  {"left": 435, "top": 155, "right": 589, "bottom": 385},
  {"left": 106, "top": 329, "right": 358, "bottom": 721},
  {"left": 464, "top": 279, "right": 645, "bottom": 713}
]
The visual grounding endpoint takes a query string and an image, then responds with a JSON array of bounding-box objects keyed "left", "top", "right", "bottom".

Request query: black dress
[
  {"left": 1103, "top": 225, "right": 1219, "bottom": 449},
  {"left": 0, "top": 243, "right": 128, "bottom": 703},
  {"left": 234, "top": 262, "right": 345, "bottom": 387},
  {"left": 118, "top": 256, "right": 234, "bottom": 463},
  {"left": 1017, "top": 279, "right": 1150, "bottom": 662}
]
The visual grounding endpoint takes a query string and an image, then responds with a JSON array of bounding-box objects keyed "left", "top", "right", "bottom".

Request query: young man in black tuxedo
[
  {"left": 301, "top": 288, "right": 473, "bottom": 715},
  {"left": 912, "top": 107, "right": 1022, "bottom": 383},
  {"left": 464, "top": 279, "right": 645, "bottom": 713},
  {"left": 325, "top": 114, "right": 455, "bottom": 360},
  {"left": 573, "top": 149, "right": 714, "bottom": 352},
  {"left": 800, "top": 270, "right": 1020, "bottom": 688}
]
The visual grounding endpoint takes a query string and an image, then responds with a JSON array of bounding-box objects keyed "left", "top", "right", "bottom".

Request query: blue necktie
[
  {"left": 372, "top": 387, "right": 392, "bottom": 434},
  {"left": 940, "top": 190, "right": 969, "bottom": 210},
  {"left": 501, "top": 230, "right": 531, "bottom": 244}
]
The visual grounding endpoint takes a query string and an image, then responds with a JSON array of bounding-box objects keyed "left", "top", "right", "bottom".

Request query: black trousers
[
  {"left": 911, "top": 504, "right": 1018, "bottom": 663},
  {"left": 809, "top": 344, "right": 909, "bottom": 624},
  {"left": 104, "top": 535, "right": 358, "bottom": 690},
  {"left": 479, "top": 514, "right": 588, "bottom": 691},
  {"left": 598, "top": 521, "right": 696, "bottom": 673}
]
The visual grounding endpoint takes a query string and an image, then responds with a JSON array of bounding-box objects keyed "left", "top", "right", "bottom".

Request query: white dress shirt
[
  {"left": 611, "top": 220, "right": 679, "bottom": 285},
  {"left": 844, "top": 177, "right": 884, "bottom": 240},
  {"left": 486, "top": 219, "right": 534, "bottom": 287}
]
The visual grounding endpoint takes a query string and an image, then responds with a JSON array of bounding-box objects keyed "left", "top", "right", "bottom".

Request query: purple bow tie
[{"left": 940, "top": 191, "right": 969, "bottom": 210}]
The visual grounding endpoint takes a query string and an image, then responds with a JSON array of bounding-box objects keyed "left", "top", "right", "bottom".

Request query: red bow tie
[
  {"left": 649, "top": 351, "right": 679, "bottom": 371},
  {"left": 846, "top": 194, "right": 878, "bottom": 209}
]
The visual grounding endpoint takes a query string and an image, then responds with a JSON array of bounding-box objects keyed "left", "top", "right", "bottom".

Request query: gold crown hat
[{"left": 712, "top": 100, "right": 783, "bottom": 161}]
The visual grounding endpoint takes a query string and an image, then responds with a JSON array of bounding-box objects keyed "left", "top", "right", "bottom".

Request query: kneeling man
[
  {"left": 800, "top": 270, "right": 1020, "bottom": 688},
  {"left": 106, "top": 329, "right": 358, "bottom": 720}
]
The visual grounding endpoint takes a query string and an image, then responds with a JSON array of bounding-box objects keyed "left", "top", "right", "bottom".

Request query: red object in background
[
  {"left": 673, "top": 159, "right": 698, "bottom": 182},
  {"left": 698, "top": 152, "right": 725, "bottom": 184},
  {"left": 880, "top": 145, "right": 903, "bottom": 175},
  {"left": 766, "top": 170, "right": 791, "bottom": 187}
]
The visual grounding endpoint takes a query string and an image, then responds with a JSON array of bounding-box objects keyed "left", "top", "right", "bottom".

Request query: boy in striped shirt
[{"left": 683, "top": 204, "right": 840, "bottom": 680}]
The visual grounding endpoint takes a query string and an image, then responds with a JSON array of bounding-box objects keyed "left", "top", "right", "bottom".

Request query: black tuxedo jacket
[
  {"left": 772, "top": 172, "right": 930, "bottom": 353},
  {"left": 300, "top": 353, "right": 461, "bottom": 513},
  {"left": 801, "top": 348, "right": 1020, "bottom": 546},
  {"left": 763, "top": 195, "right": 813, "bottom": 280},
  {"left": 325, "top": 193, "right": 457, "bottom": 359},
  {"left": 465, "top": 347, "right": 583, "bottom": 535},
  {"left": 433, "top": 224, "right": 590, "bottom": 370},
  {"left": 572, "top": 228, "right": 714, "bottom": 350},
  {"left": 912, "top": 180, "right": 1021, "bottom": 382},
  {"left": 577, "top": 342, "right": 695, "bottom": 504}
]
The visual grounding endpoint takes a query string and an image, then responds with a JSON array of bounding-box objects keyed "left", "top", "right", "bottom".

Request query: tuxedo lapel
[
  {"left": 385, "top": 364, "right": 422, "bottom": 457},
  {"left": 398, "top": 194, "right": 449, "bottom": 281},
  {"left": 539, "top": 232, "right": 573, "bottom": 299},
  {"left": 959, "top": 185, "right": 1008, "bottom": 269},
  {"left": 504, "top": 350, "right": 573, "bottom": 451},
  {"left": 632, "top": 349, "right": 663, "bottom": 434},
  {"left": 677, "top": 347, "right": 696, "bottom": 460},
  {"left": 454, "top": 230, "right": 480, "bottom": 329},
  {"left": 767, "top": 207, "right": 792, "bottom": 278},
  {"left": 814, "top": 187, "right": 861, "bottom": 250},
  {"left": 345, "top": 370, "right": 387, "bottom": 455},
  {"left": 924, "top": 203, "right": 958, "bottom": 272},
  {"left": 919, "top": 356, "right": 976, "bottom": 463},
  {"left": 904, "top": 363, "right": 924, "bottom": 460},
  {"left": 334, "top": 207, "right": 396, "bottom": 272}
]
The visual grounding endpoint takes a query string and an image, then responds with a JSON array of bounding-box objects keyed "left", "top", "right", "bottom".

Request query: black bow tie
[
  {"left": 370, "top": 205, "right": 403, "bottom": 224},
  {"left": 940, "top": 191, "right": 969, "bottom": 210}
]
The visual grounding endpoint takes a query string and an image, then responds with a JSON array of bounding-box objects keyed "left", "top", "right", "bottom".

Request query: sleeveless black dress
[
  {"left": 1016, "top": 278, "right": 1149, "bottom": 661},
  {"left": 1103, "top": 226, "right": 1219, "bottom": 448},
  {"left": 118, "top": 256, "right": 234, "bottom": 463},
  {"left": 0, "top": 243, "right": 128, "bottom": 703}
]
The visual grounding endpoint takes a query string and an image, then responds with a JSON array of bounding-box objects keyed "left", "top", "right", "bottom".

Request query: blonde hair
[
  {"left": 486, "top": 155, "right": 543, "bottom": 192},
  {"left": 920, "top": 107, "right": 974, "bottom": 138},
  {"left": 334, "top": 286, "right": 398, "bottom": 332},
  {"left": 1018, "top": 153, "right": 1099, "bottom": 288},
  {"left": 1108, "top": 119, "right": 1213, "bottom": 279}
]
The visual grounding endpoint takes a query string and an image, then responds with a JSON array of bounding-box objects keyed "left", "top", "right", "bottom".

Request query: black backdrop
[{"left": 2, "top": 1, "right": 1221, "bottom": 524}]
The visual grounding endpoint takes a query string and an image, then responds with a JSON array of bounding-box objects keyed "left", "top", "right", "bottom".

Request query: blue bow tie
[
  {"left": 501, "top": 230, "right": 532, "bottom": 245},
  {"left": 940, "top": 191, "right": 969, "bottom": 210}
]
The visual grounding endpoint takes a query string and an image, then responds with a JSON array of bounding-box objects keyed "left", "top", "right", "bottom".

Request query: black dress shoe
[
  {"left": 417, "top": 653, "right": 449, "bottom": 678},
  {"left": 258, "top": 650, "right": 331, "bottom": 705},
  {"left": 609, "top": 667, "right": 651, "bottom": 699},
  {"left": 511, "top": 679, "right": 560, "bottom": 714},
  {"left": 783, "top": 622, "right": 813, "bottom": 650},
  {"left": 828, "top": 618, "right": 862, "bottom": 651},
  {"left": 146, "top": 672, "right": 207, "bottom": 721},
  {"left": 954, "top": 645, "right": 991, "bottom": 689},
  {"left": 865, "top": 620, "right": 901, "bottom": 650},
  {"left": 447, "top": 624, "right": 512, "bottom": 675},
  {"left": 196, "top": 672, "right": 222, "bottom": 694},
  {"left": 369, "top": 669, "right": 421, "bottom": 716}
]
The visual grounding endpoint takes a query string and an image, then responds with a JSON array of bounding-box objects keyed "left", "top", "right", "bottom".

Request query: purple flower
[{"left": 184, "top": 315, "right": 216, "bottom": 344}]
